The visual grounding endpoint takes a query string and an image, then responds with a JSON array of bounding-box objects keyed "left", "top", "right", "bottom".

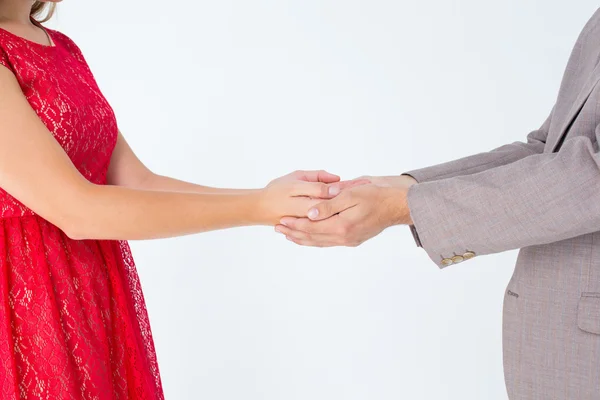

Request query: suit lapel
[{"left": 551, "top": 61, "right": 600, "bottom": 152}]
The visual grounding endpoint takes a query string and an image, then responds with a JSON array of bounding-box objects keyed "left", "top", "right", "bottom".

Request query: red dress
[{"left": 0, "top": 23, "right": 164, "bottom": 399}]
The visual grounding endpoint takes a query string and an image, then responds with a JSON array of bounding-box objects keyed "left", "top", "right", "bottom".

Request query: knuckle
[
  {"left": 339, "top": 235, "right": 358, "bottom": 247},
  {"left": 319, "top": 183, "right": 329, "bottom": 196},
  {"left": 292, "top": 231, "right": 307, "bottom": 240},
  {"left": 299, "top": 222, "right": 313, "bottom": 233},
  {"left": 300, "top": 232, "right": 311, "bottom": 240},
  {"left": 292, "top": 220, "right": 305, "bottom": 230},
  {"left": 340, "top": 238, "right": 352, "bottom": 246},
  {"left": 336, "top": 226, "right": 348, "bottom": 237}
]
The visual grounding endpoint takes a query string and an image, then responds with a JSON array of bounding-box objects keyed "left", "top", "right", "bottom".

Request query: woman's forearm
[
  {"left": 66, "top": 184, "right": 263, "bottom": 241},
  {"left": 139, "top": 173, "right": 253, "bottom": 195},
  {"left": 63, "top": 174, "right": 326, "bottom": 241}
]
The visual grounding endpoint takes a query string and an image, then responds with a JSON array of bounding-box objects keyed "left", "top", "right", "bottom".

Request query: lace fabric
[{"left": 0, "top": 24, "right": 164, "bottom": 399}]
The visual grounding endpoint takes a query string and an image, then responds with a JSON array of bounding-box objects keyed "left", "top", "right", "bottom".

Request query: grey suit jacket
[{"left": 402, "top": 8, "right": 600, "bottom": 400}]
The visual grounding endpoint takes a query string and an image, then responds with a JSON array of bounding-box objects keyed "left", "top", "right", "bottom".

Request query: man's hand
[{"left": 274, "top": 175, "right": 417, "bottom": 247}]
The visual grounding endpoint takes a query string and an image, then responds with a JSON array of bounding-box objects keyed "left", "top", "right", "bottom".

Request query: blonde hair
[{"left": 30, "top": 2, "right": 56, "bottom": 23}]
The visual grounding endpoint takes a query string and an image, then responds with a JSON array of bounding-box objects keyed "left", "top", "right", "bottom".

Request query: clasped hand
[{"left": 264, "top": 172, "right": 417, "bottom": 247}]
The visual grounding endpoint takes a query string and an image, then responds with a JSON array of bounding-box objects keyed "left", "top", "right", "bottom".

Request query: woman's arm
[
  {"left": 107, "top": 131, "right": 256, "bottom": 193},
  {"left": 106, "top": 131, "right": 341, "bottom": 194},
  {"left": 0, "top": 67, "right": 334, "bottom": 241}
]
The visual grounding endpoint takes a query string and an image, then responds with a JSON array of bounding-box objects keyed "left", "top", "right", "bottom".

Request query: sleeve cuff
[
  {"left": 409, "top": 224, "right": 423, "bottom": 247},
  {"left": 402, "top": 173, "right": 423, "bottom": 247}
]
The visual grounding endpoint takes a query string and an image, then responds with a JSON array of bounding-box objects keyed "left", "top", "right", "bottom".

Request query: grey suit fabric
[{"left": 402, "top": 8, "right": 600, "bottom": 400}]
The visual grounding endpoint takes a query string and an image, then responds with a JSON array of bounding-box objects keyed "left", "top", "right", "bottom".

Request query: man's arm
[
  {"left": 401, "top": 108, "right": 553, "bottom": 184},
  {"left": 275, "top": 8, "right": 600, "bottom": 255},
  {"left": 400, "top": 6, "right": 600, "bottom": 248},
  {"left": 404, "top": 132, "right": 600, "bottom": 268},
  {"left": 276, "top": 131, "right": 600, "bottom": 269},
  {"left": 400, "top": 111, "right": 552, "bottom": 247}
]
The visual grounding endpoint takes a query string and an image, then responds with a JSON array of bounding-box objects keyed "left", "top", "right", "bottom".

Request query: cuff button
[
  {"left": 463, "top": 251, "right": 476, "bottom": 260},
  {"left": 451, "top": 255, "right": 464, "bottom": 264},
  {"left": 441, "top": 258, "right": 454, "bottom": 266}
]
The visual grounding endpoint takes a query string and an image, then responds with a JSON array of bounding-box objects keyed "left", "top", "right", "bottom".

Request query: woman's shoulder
[{"left": 46, "top": 28, "right": 86, "bottom": 61}]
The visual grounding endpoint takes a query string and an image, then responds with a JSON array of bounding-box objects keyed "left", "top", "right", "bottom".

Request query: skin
[
  {"left": 0, "top": 0, "right": 366, "bottom": 241},
  {"left": 275, "top": 175, "right": 418, "bottom": 247}
]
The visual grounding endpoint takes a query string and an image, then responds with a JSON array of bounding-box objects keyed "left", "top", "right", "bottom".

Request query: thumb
[{"left": 307, "top": 193, "right": 355, "bottom": 221}]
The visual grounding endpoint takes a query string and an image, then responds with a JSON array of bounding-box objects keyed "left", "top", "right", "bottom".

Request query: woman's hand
[{"left": 256, "top": 170, "right": 370, "bottom": 225}]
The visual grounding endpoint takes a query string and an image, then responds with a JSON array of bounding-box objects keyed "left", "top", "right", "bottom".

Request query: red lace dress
[{"left": 0, "top": 24, "right": 164, "bottom": 399}]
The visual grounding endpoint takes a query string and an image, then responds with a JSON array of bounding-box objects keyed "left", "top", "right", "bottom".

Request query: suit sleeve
[
  {"left": 402, "top": 109, "right": 553, "bottom": 247},
  {"left": 401, "top": 109, "right": 553, "bottom": 184},
  {"left": 405, "top": 130, "right": 600, "bottom": 268},
  {"left": 401, "top": 6, "right": 600, "bottom": 249}
]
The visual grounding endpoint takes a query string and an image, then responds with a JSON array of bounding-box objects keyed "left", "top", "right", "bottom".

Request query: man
[{"left": 275, "top": 7, "right": 600, "bottom": 400}]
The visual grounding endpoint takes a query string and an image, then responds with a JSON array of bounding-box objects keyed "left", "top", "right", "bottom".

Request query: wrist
[
  {"left": 382, "top": 186, "right": 413, "bottom": 226},
  {"left": 249, "top": 189, "right": 271, "bottom": 225},
  {"left": 386, "top": 175, "right": 418, "bottom": 188}
]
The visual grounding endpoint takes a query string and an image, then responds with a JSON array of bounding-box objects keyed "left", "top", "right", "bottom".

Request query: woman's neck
[{"left": 0, "top": 1, "right": 34, "bottom": 25}]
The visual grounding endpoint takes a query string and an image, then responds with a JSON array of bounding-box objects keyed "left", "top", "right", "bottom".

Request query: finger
[
  {"left": 278, "top": 226, "right": 332, "bottom": 247},
  {"left": 277, "top": 217, "right": 348, "bottom": 246},
  {"left": 287, "top": 197, "right": 322, "bottom": 218},
  {"left": 307, "top": 193, "right": 356, "bottom": 221},
  {"left": 280, "top": 215, "right": 341, "bottom": 235},
  {"left": 327, "top": 178, "right": 371, "bottom": 196},
  {"left": 282, "top": 233, "right": 338, "bottom": 248},
  {"left": 275, "top": 224, "right": 309, "bottom": 240},
  {"left": 276, "top": 223, "right": 336, "bottom": 243},
  {"left": 276, "top": 224, "right": 329, "bottom": 245},
  {"left": 290, "top": 181, "right": 334, "bottom": 199},
  {"left": 292, "top": 179, "right": 368, "bottom": 200},
  {"left": 275, "top": 225, "right": 335, "bottom": 247},
  {"left": 286, "top": 237, "right": 338, "bottom": 247},
  {"left": 279, "top": 216, "right": 300, "bottom": 227},
  {"left": 297, "top": 170, "right": 341, "bottom": 184}
]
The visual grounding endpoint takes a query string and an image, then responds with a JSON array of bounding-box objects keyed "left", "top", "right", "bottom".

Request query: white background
[{"left": 47, "top": 1, "right": 598, "bottom": 399}]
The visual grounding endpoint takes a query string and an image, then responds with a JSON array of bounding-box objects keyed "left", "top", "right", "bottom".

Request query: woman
[{"left": 0, "top": 1, "right": 363, "bottom": 398}]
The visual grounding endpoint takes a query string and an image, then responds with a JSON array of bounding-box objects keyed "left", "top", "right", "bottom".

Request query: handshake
[{"left": 259, "top": 170, "right": 418, "bottom": 247}]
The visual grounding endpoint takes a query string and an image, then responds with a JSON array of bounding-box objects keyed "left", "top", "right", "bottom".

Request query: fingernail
[
  {"left": 308, "top": 208, "right": 319, "bottom": 220},
  {"left": 280, "top": 221, "right": 288, "bottom": 227},
  {"left": 275, "top": 227, "right": 282, "bottom": 233},
  {"left": 328, "top": 186, "right": 340, "bottom": 196}
]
